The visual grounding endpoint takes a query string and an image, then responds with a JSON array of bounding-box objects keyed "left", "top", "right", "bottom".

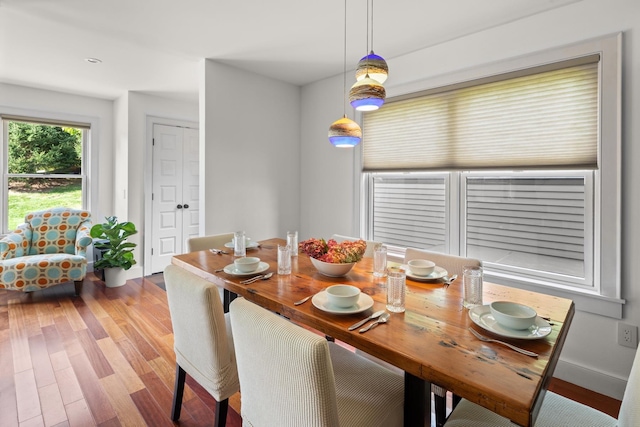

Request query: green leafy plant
[{"left": 90, "top": 216, "right": 137, "bottom": 270}]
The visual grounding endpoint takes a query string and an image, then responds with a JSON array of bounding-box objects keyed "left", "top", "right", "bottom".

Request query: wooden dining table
[{"left": 172, "top": 238, "right": 575, "bottom": 427}]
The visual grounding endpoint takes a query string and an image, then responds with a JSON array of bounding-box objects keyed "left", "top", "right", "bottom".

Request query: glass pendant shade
[
  {"left": 328, "top": 115, "right": 362, "bottom": 147},
  {"left": 356, "top": 51, "right": 388, "bottom": 83},
  {"left": 349, "top": 75, "right": 386, "bottom": 111}
]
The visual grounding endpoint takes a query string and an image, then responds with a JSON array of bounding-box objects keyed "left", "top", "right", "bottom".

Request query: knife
[{"left": 348, "top": 310, "right": 386, "bottom": 331}]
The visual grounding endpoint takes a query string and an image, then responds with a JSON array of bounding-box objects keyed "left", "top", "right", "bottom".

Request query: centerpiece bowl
[
  {"left": 310, "top": 257, "right": 356, "bottom": 277},
  {"left": 300, "top": 237, "right": 367, "bottom": 278}
]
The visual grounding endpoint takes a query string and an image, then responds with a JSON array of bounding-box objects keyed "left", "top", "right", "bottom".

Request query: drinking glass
[
  {"left": 234, "top": 230, "right": 246, "bottom": 257},
  {"left": 287, "top": 231, "right": 298, "bottom": 257},
  {"left": 277, "top": 244, "right": 292, "bottom": 275},
  {"left": 386, "top": 267, "right": 406, "bottom": 313},
  {"left": 373, "top": 244, "right": 387, "bottom": 277},
  {"left": 463, "top": 265, "right": 483, "bottom": 308}
]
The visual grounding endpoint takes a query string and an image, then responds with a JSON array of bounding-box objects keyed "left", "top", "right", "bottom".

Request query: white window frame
[
  {"left": 459, "top": 170, "right": 594, "bottom": 288},
  {"left": 358, "top": 33, "right": 623, "bottom": 318},
  {"left": 0, "top": 110, "right": 97, "bottom": 234}
]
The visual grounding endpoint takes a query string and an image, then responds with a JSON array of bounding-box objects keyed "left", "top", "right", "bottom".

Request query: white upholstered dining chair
[
  {"left": 229, "top": 297, "right": 404, "bottom": 427},
  {"left": 186, "top": 232, "right": 236, "bottom": 311},
  {"left": 331, "top": 233, "right": 381, "bottom": 258},
  {"left": 445, "top": 345, "right": 640, "bottom": 426},
  {"left": 404, "top": 247, "right": 482, "bottom": 277},
  {"left": 186, "top": 232, "right": 234, "bottom": 252},
  {"left": 164, "top": 264, "right": 239, "bottom": 427}
]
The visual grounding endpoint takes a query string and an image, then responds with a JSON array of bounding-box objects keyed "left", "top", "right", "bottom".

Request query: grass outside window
[{"left": 7, "top": 179, "right": 82, "bottom": 231}]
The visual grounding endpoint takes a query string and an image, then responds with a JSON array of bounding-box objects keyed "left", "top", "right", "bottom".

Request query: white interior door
[
  {"left": 150, "top": 124, "right": 199, "bottom": 273},
  {"left": 182, "top": 127, "right": 200, "bottom": 245}
]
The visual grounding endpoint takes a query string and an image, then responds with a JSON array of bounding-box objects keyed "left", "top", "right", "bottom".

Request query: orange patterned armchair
[{"left": 0, "top": 207, "right": 92, "bottom": 296}]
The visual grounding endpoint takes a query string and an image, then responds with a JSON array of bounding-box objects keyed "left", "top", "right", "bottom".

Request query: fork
[{"left": 468, "top": 328, "right": 538, "bottom": 357}]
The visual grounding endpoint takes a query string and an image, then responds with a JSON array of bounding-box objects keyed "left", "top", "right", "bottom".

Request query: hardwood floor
[{"left": 0, "top": 273, "right": 621, "bottom": 426}]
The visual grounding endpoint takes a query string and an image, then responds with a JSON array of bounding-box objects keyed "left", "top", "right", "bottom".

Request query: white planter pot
[{"left": 104, "top": 267, "right": 127, "bottom": 288}]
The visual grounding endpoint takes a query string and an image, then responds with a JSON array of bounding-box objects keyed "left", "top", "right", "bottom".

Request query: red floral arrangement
[{"left": 298, "top": 238, "right": 366, "bottom": 263}]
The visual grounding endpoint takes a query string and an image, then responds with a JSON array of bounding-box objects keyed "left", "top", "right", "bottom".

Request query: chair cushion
[
  {"left": 0, "top": 253, "right": 87, "bottom": 291},
  {"left": 26, "top": 208, "right": 91, "bottom": 255},
  {"left": 445, "top": 391, "right": 616, "bottom": 427}
]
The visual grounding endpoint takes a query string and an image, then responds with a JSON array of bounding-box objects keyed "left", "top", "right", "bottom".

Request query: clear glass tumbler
[
  {"left": 287, "top": 231, "right": 298, "bottom": 257},
  {"left": 386, "top": 267, "right": 406, "bottom": 313},
  {"left": 234, "top": 231, "right": 246, "bottom": 257},
  {"left": 373, "top": 244, "right": 387, "bottom": 277},
  {"left": 463, "top": 265, "right": 483, "bottom": 308},
  {"left": 277, "top": 244, "right": 292, "bottom": 275}
]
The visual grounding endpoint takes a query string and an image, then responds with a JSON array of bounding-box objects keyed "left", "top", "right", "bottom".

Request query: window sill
[
  {"left": 485, "top": 271, "right": 624, "bottom": 319},
  {"left": 387, "top": 252, "right": 623, "bottom": 318}
]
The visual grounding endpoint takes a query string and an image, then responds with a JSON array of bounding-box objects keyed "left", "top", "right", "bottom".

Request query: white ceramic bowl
[
  {"left": 325, "top": 284, "right": 361, "bottom": 308},
  {"left": 407, "top": 259, "right": 436, "bottom": 276},
  {"left": 490, "top": 301, "right": 537, "bottom": 330},
  {"left": 234, "top": 256, "right": 261, "bottom": 273},
  {"left": 310, "top": 257, "right": 356, "bottom": 277}
]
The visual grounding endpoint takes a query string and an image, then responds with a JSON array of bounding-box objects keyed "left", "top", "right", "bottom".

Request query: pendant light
[
  {"left": 354, "top": 0, "right": 388, "bottom": 84},
  {"left": 349, "top": 0, "right": 385, "bottom": 111},
  {"left": 329, "top": 0, "right": 362, "bottom": 147}
]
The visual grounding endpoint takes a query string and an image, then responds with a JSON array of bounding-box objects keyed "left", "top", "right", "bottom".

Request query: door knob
[
  {"left": 177, "top": 204, "right": 183, "bottom": 209},
  {"left": 183, "top": 204, "right": 189, "bottom": 209}
]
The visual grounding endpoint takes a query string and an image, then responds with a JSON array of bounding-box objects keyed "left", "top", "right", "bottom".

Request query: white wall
[
  {"left": 299, "top": 80, "right": 361, "bottom": 241},
  {"left": 113, "top": 92, "right": 199, "bottom": 278},
  {"left": 113, "top": 94, "right": 129, "bottom": 220},
  {"left": 300, "top": 0, "right": 640, "bottom": 399},
  {"left": 199, "top": 60, "right": 301, "bottom": 241},
  {"left": 0, "top": 83, "right": 113, "bottom": 223}
]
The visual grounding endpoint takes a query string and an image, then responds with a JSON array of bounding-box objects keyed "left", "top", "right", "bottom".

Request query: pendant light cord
[
  {"left": 366, "top": 0, "right": 370, "bottom": 54},
  {"left": 370, "top": 0, "right": 374, "bottom": 52},
  {"left": 342, "top": 0, "right": 347, "bottom": 115}
]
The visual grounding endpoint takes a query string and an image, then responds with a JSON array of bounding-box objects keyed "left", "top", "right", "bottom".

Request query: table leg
[
  {"left": 404, "top": 372, "right": 430, "bottom": 427},
  {"left": 223, "top": 289, "right": 237, "bottom": 313}
]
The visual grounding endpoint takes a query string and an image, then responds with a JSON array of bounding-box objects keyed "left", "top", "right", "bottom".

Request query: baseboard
[
  {"left": 554, "top": 358, "right": 627, "bottom": 400},
  {"left": 126, "top": 265, "right": 144, "bottom": 280}
]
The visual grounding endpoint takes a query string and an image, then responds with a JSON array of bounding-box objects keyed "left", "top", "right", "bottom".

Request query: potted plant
[{"left": 90, "top": 216, "right": 137, "bottom": 287}]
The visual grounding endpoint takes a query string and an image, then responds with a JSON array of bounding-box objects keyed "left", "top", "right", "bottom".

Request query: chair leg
[
  {"left": 452, "top": 392, "right": 462, "bottom": 409},
  {"left": 214, "top": 398, "right": 229, "bottom": 427},
  {"left": 74, "top": 280, "right": 83, "bottom": 296},
  {"left": 171, "top": 364, "right": 186, "bottom": 421},
  {"left": 433, "top": 384, "right": 447, "bottom": 427}
]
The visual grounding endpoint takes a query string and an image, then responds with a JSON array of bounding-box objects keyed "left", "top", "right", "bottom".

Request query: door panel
[
  {"left": 151, "top": 124, "right": 199, "bottom": 274},
  {"left": 182, "top": 128, "right": 200, "bottom": 248}
]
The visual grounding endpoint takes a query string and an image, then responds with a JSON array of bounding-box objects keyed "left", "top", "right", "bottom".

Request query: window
[
  {"left": 1, "top": 117, "right": 88, "bottom": 233},
  {"left": 361, "top": 34, "right": 622, "bottom": 317}
]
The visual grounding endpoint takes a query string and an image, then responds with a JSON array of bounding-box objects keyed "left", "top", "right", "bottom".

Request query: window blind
[
  {"left": 371, "top": 175, "right": 446, "bottom": 250},
  {"left": 362, "top": 57, "right": 599, "bottom": 172},
  {"left": 465, "top": 176, "right": 586, "bottom": 277}
]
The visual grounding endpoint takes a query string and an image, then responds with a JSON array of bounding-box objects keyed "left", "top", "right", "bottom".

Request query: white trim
[
  {"left": 461, "top": 170, "right": 593, "bottom": 289},
  {"left": 361, "top": 33, "right": 622, "bottom": 318},
  {"left": 0, "top": 107, "right": 99, "bottom": 232},
  {"left": 143, "top": 115, "right": 198, "bottom": 277},
  {"left": 555, "top": 357, "right": 628, "bottom": 401}
]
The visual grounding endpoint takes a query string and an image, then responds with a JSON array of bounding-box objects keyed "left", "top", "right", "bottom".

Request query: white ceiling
[{"left": 0, "top": 0, "right": 579, "bottom": 102}]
